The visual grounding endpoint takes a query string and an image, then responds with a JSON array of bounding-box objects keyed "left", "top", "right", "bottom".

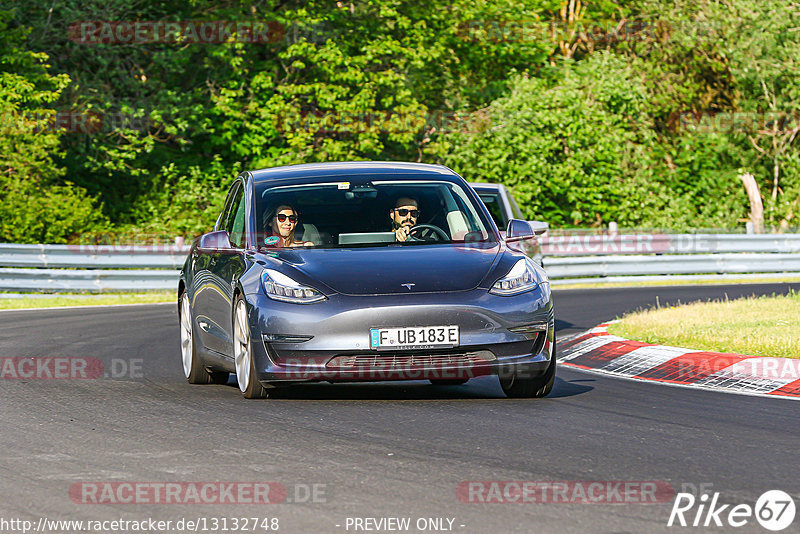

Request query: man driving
[{"left": 390, "top": 197, "right": 420, "bottom": 242}]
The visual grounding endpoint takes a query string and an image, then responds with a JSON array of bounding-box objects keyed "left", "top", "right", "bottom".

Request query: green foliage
[
  {"left": 694, "top": 0, "right": 800, "bottom": 227},
  {"left": 432, "top": 52, "right": 699, "bottom": 227},
  {"left": 10, "top": 0, "right": 558, "bottom": 237},
  {"left": 0, "top": 176, "right": 106, "bottom": 243},
  {"left": 2, "top": 0, "right": 799, "bottom": 239},
  {"left": 0, "top": 9, "right": 106, "bottom": 243},
  {"left": 126, "top": 155, "right": 229, "bottom": 237},
  {"left": 618, "top": 0, "right": 800, "bottom": 227},
  {"left": 434, "top": 0, "right": 795, "bottom": 230}
]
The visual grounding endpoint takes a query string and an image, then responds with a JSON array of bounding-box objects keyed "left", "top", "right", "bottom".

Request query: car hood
[{"left": 270, "top": 244, "right": 501, "bottom": 295}]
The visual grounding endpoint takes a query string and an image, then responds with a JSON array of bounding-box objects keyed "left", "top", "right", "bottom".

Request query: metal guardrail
[
  {"left": 544, "top": 253, "right": 800, "bottom": 278},
  {"left": 540, "top": 233, "right": 800, "bottom": 255},
  {"left": 0, "top": 268, "right": 179, "bottom": 292},
  {"left": 0, "top": 243, "right": 189, "bottom": 269},
  {"left": 0, "top": 243, "right": 188, "bottom": 292},
  {"left": 0, "top": 234, "right": 799, "bottom": 292},
  {"left": 541, "top": 233, "right": 800, "bottom": 284}
]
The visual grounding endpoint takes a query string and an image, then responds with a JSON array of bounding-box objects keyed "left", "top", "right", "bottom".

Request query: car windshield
[{"left": 256, "top": 179, "right": 495, "bottom": 249}]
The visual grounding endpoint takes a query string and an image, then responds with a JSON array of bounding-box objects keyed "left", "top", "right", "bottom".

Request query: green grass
[
  {"left": 0, "top": 291, "right": 175, "bottom": 310},
  {"left": 607, "top": 291, "right": 800, "bottom": 359}
]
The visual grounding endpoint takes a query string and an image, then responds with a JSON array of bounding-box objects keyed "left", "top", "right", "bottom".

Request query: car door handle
[{"left": 198, "top": 321, "right": 210, "bottom": 332}]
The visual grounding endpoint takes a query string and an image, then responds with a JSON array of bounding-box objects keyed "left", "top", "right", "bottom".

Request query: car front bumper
[{"left": 245, "top": 288, "right": 554, "bottom": 384}]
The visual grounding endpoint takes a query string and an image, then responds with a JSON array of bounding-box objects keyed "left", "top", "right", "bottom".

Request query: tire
[
  {"left": 233, "top": 296, "right": 268, "bottom": 399},
  {"left": 179, "top": 292, "right": 215, "bottom": 384},
  {"left": 499, "top": 339, "right": 556, "bottom": 399},
  {"left": 429, "top": 379, "right": 469, "bottom": 386}
]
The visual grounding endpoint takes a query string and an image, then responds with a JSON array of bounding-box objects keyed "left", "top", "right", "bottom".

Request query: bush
[
  {"left": 433, "top": 51, "right": 750, "bottom": 229},
  {"left": 0, "top": 14, "right": 108, "bottom": 243},
  {"left": 0, "top": 175, "right": 106, "bottom": 243}
]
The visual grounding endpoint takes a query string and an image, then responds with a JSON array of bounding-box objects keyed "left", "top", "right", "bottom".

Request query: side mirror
[
  {"left": 529, "top": 220, "right": 548, "bottom": 236},
  {"left": 197, "top": 230, "right": 234, "bottom": 253},
  {"left": 505, "top": 219, "right": 536, "bottom": 243}
]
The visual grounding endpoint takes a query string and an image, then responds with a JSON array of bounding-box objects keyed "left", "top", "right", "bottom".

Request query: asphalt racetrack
[{"left": 1, "top": 283, "right": 798, "bottom": 534}]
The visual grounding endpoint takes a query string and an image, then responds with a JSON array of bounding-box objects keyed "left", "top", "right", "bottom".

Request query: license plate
[{"left": 370, "top": 326, "right": 459, "bottom": 350}]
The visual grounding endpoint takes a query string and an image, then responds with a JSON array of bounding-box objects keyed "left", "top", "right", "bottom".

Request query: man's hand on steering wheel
[
  {"left": 407, "top": 223, "right": 449, "bottom": 242},
  {"left": 394, "top": 226, "right": 413, "bottom": 242}
]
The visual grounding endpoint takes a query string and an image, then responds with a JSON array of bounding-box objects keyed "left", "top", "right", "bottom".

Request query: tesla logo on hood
[{"left": 401, "top": 283, "right": 415, "bottom": 290}]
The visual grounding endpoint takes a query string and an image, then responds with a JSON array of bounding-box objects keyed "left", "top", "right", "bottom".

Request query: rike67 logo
[{"left": 668, "top": 490, "right": 796, "bottom": 531}]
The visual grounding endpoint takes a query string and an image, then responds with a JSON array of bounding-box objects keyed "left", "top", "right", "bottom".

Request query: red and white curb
[{"left": 558, "top": 322, "right": 800, "bottom": 400}]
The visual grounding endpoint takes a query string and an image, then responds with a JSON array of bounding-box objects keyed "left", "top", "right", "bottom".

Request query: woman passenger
[{"left": 264, "top": 204, "right": 313, "bottom": 248}]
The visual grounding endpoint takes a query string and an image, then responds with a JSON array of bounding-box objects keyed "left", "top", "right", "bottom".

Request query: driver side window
[{"left": 225, "top": 184, "right": 246, "bottom": 248}]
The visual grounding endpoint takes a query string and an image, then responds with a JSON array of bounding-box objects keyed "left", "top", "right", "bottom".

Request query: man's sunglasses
[
  {"left": 393, "top": 208, "right": 419, "bottom": 217},
  {"left": 276, "top": 213, "right": 298, "bottom": 223}
]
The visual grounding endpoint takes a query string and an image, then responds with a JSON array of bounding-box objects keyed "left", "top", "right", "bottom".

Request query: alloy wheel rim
[
  {"left": 234, "top": 300, "right": 251, "bottom": 392},
  {"left": 180, "top": 294, "right": 193, "bottom": 378}
]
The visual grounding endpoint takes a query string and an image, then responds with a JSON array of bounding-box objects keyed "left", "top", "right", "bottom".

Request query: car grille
[{"left": 327, "top": 350, "right": 496, "bottom": 370}]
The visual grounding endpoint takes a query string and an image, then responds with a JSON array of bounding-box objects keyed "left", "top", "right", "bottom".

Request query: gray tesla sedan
[{"left": 178, "top": 162, "right": 554, "bottom": 398}]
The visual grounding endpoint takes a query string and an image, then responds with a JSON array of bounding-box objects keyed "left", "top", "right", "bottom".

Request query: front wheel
[
  {"left": 499, "top": 340, "right": 556, "bottom": 399},
  {"left": 233, "top": 296, "right": 268, "bottom": 399}
]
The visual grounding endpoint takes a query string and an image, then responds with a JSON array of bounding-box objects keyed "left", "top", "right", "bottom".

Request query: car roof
[
  {"left": 469, "top": 182, "right": 504, "bottom": 191},
  {"left": 250, "top": 161, "right": 459, "bottom": 185}
]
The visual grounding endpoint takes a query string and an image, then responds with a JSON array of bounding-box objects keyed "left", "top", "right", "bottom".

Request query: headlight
[
  {"left": 261, "top": 269, "right": 327, "bottom": 304},
  {"left": 490, "top": 258, "right": 549, "bottom": 296}
]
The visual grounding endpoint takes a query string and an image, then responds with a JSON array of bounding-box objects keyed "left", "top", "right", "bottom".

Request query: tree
[
  {"left": 0, "top": 9, "right": 105, "bottom": 243},
  {"left": 431, "top": 52, "right": 657, "bottom": 226}
]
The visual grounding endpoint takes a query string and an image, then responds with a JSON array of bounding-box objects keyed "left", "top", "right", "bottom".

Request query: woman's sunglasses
[
  {"left": 276, "top": 213, "right": 298, "bottom": 223},
  {"left": 393, "top": 208, "right": 419, "bottom": 217}
]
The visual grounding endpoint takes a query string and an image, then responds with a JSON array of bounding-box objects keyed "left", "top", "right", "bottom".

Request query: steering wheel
[{"left": 408, "top": 223, "right": 449, "bottom": 242}]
